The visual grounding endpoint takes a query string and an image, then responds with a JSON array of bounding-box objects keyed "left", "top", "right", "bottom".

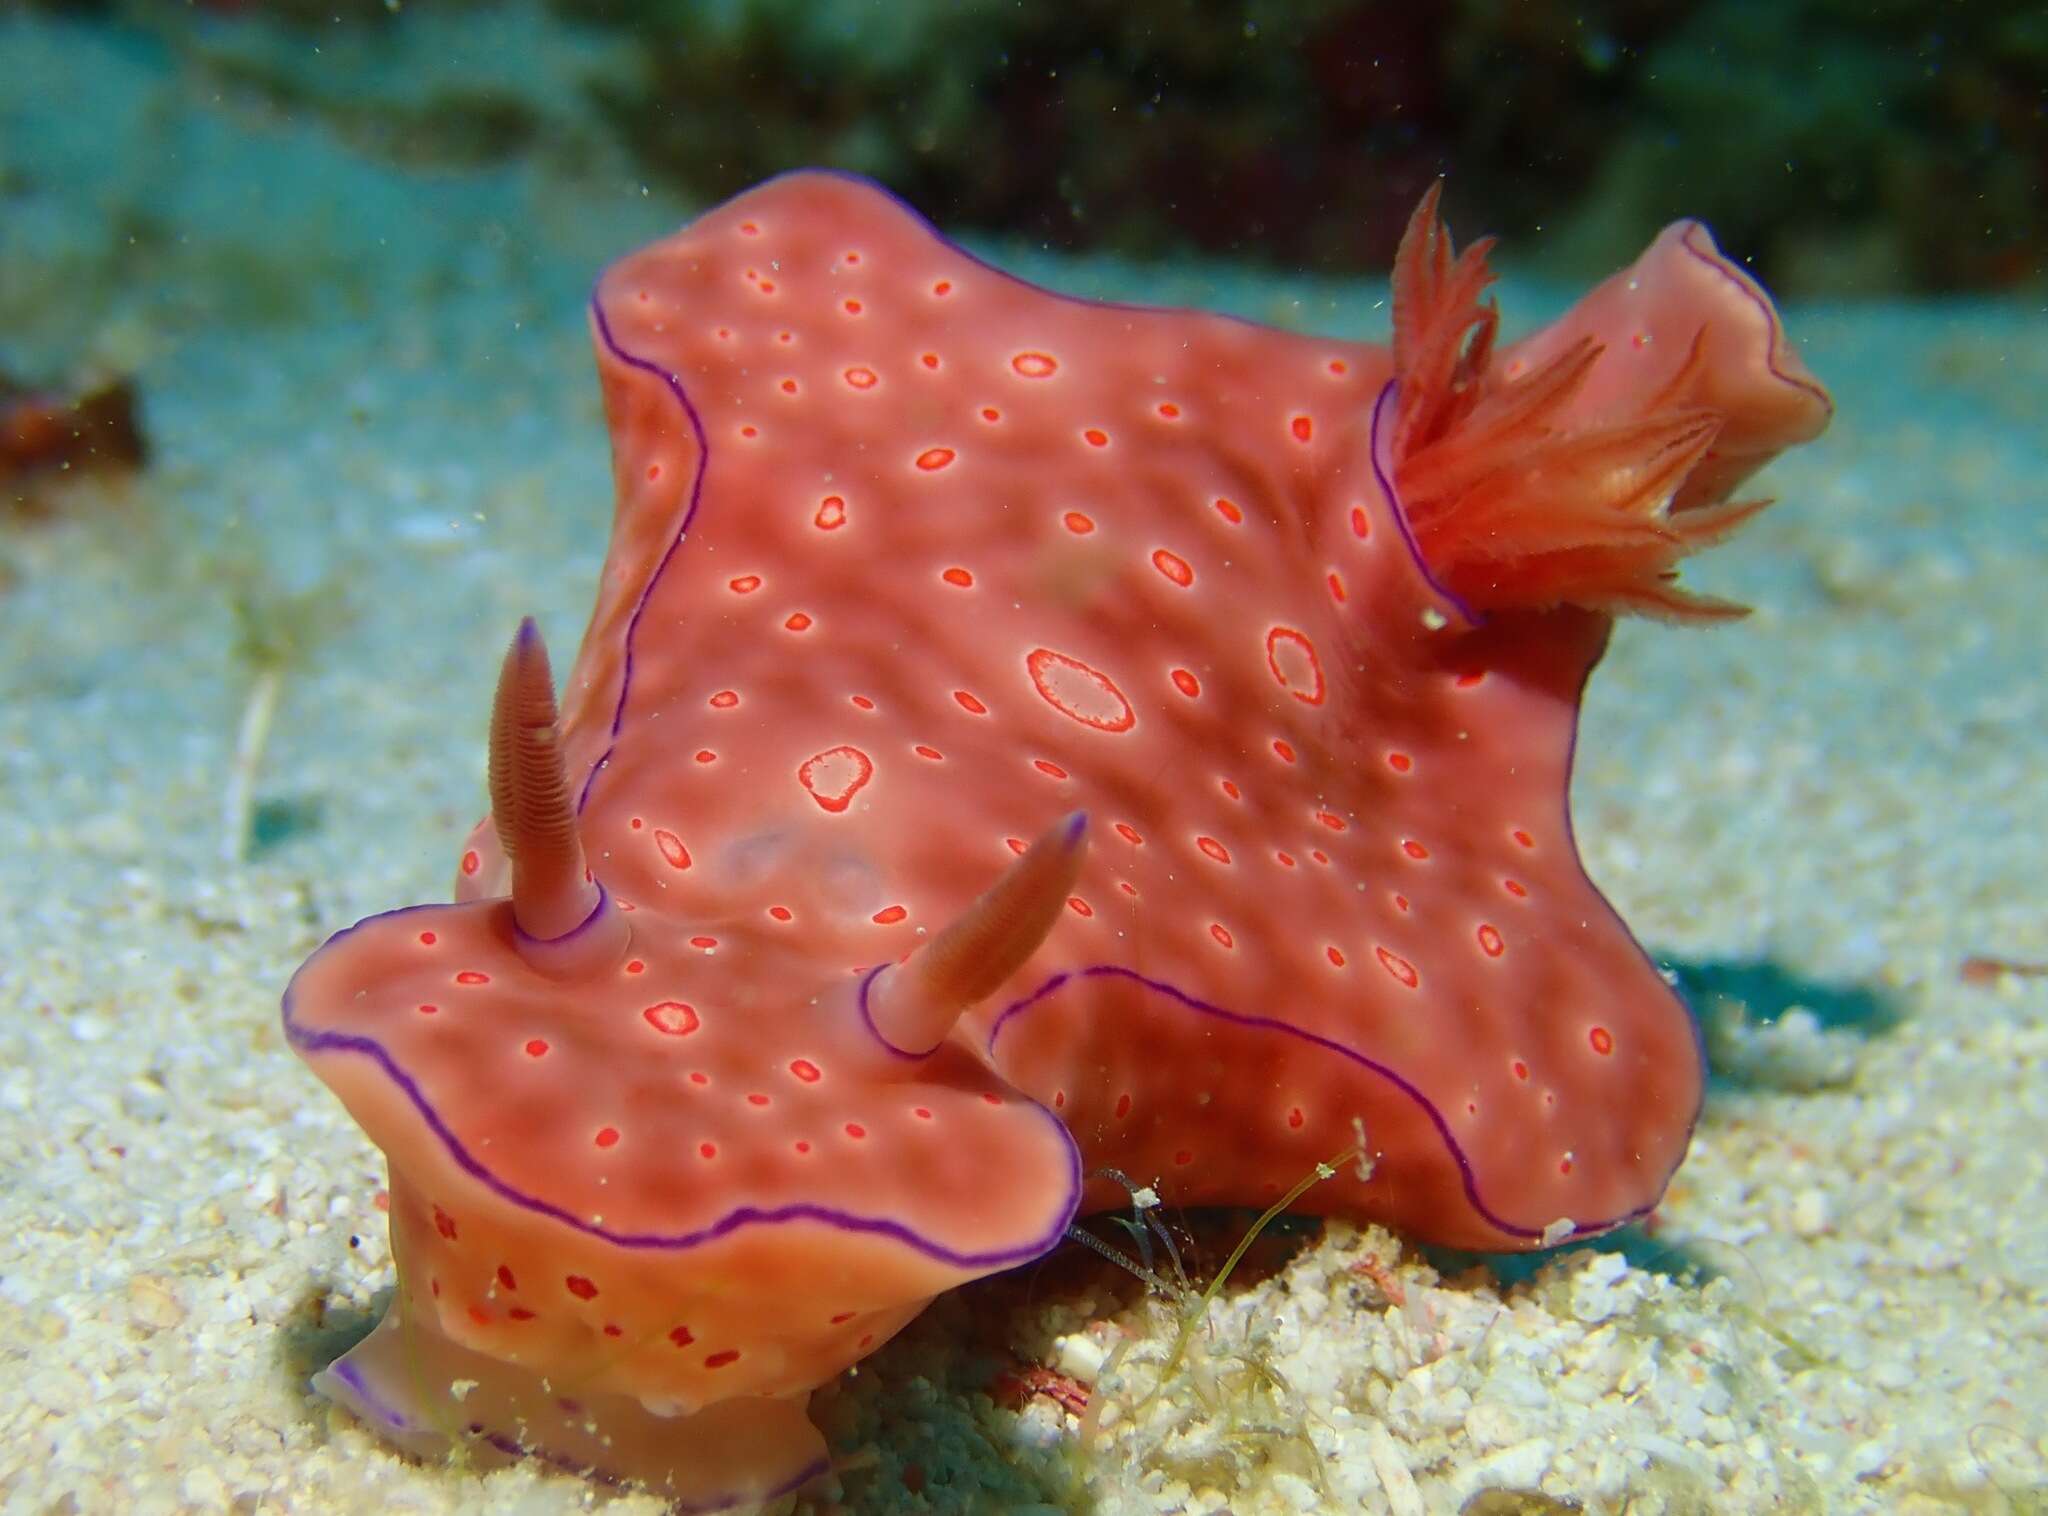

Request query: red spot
[
  {"left": 797, "top": 744, "right": 874, "bottom": 814},
  {"left": 1477, "top": 925, "right": 1506, "bottom": 958},
  {"left": 1392, "top": 893, "right": 1409, "bottom": 911},
  {"left": 1375, "top": 947, "right": 1419, "bottom": 988},
  {"left": 1174, "top": 1150, "right": 1193, "bottom": 1166},
  {"left": 460, "top": 849, "right": 480, "bottom": 877},
  {"left": 497, "top": 1265, "right": 517, "bottom": 1291},
  {"left": 1114, "top": 822, "right": 1143, "bottom": 845},
  {"left": 1276, "top": 851, "right": 1295, "bottom": 867},
  {"left": 468, "top": 1305, "right": 492, "bottom": 1327},
  {"left": 790, "top": 1059, "right": 821, "bottom": 1082},
  {"left": 921, "top": 352, "right": 940, "bottom": 369},
  {"left": 1401, "top": 839, "right": 1428, "bottom": 858},
  {"left": 1504, "top": 878, "right": 1528, "bottom": 898},
  {"left": 954, "top": 690, "right": 988, "bottom": 715},
  {"left": 1455, "top": 669, "right": 1486, "bottom": 688},
  {"left": 1273, "top": 740, "right": 1297, "bottom": 763},
  {"left": 1210, "top": 923, "right": 1235, "bottom": 949},
  {"left": 709, "top": 690, "right": 739, "bottom": 709},
  {"left": 843, "top": 366, "right": 878, "bottom": 389},
  {"left": 739, "top": 221, "right": 758, "bottom": 236},
  {"left": 981, "top": 407, "right": 1001, "bottom": 422},
  {"left": 694, "top": 749, "right": 717, "bottom": 764},
  {"left": 932, "top": 279, "right": 952, "bottom": 296},
  {"left": 915, "top": 744, "right": 944, "bottom": 760},
  {"left": 1288, "top": 1107, "right": 1306, "bottom": 1128},
  {"left": 795, "top": 1141, "right": 812, "bottom": 1154},
  {"left": 845, "top": 1123, "right": 867, "bottom": 1140},
  {"left": 769, "top": 905, "right": 793, "bottom": 922},
  {"left": 418, "top": 931, "right": 437, "bottom": 946},
  {"left": 643, "top": 1001, "right": 700, "bottom": 1036},
  {"left": 705, "top": 1349, "right": 740, "bottom": 1369},
  {"left": 654, "top": 829, "right": 691, "bottom": 869},
  {"left": 456, "top": 971, "right": 490, "bottom": 986},
  {"left": 746, "top": 1094, "right": 768, "bottom": 1108},
  {"left": 738, "top": 424, "right": 758, "bottom": 438},
  {"left": 1589, "top": 1026, "right": 1614, "bottom": 1056},
  {"left": 1512, "top": 829, "right": 1535, "bottom": 848},
  {"left": 784, "top": 612, "right": 812, "bottom": 632},
  {"left": 1220, "top": 779, "right": 1241, "bottom": 801},
  {"left": 524, "top": 1038, "right": 549, "bottom": 1058},
  {"left": 981, "top": 1091, "right": 1004, "bottom": 1106},
  {"left": 625, "top": 959, "right": 646, "bottom": 974},
  {"left": 507, "top": 1307, "right": 535, "bottom": 1321},
  {"left": 1083, "top": 428, "right": 1109, "bottom": 448},
  {"left": 565, "top": 1275, "right": 597, "bottom": 1300},
  {"left": 843, "top": 250, "right": 861, "bottom": 264},
  {"left": 1053, "top": 1091, "right": 1066, "bottom": 1107},
  {"left": 779, "top": 378, "right": 799, "bottom": 395},
  {"left": 1213, "top": 496, "right": 1243, "bottom": 525},
  {"left": 815, "top": 495, "right": 848, "bottom": 530},
  {"left": 1114, "top": 1093, "right": 1132, "bottom": 1119},
  {"left": 1511, "top": 1061, "right": 1530, "bottom": 1082},
  {"left": 1319, "top": 812, "right": 1349, "bottom": 832},
  {"left": 1327, "top": 946, "right": 1346, "bottom": 967},
  {"left": 1312, "top": 849, "right": 1330, "bottom": 865},
  {"left": 1290, "top": 414, "right": 1313, "bottom": 442},
  {"left": 1265, "top": 626, "right": 1326, "bottom": 704},
  {"left": 669, "top": 1325, "right": 695, "bottom": 1348},
  {"left": 1012, "top": 351, "right": 1057, "bottom": 378},
  {"left": 831, "top": 1311, "right": 856, "bottom": 1324},
  {"left": 432, "top": 1206, "right": 458, "bottom": 1241},
  {"left": 1005, "top": 836, "right": 1027, "bottom": 853},
  {"left": 1157, "top": 402, "right": 1181, "bottom": 419},
  {"left": 1328, "top": 358, "right": 1349, "bottom": 375},
  {"left": 700, "top": 1141, "right": 719, "bottom": 1159},
  {"left": 1025, "top": 647, "right": 1135, "bottom": 732},
  {"left": 603, "top": 1323, "right": 622, "bottom": 1337},
  {"left": 1151, "top": 548, "right": 1194, "bottom": 587},
  {"left": 915, "top": 447, "right": 956, "bottom": 471},
  {"left": 1171, "top": 668, "right": 1200, "bottom": 697},
  {"left": 1328, "top": 571, "right": 1347, "bottom": 603},
  {"left": 1388, "top": 752, "right": 1412, "bottom": 773},
  {"left": 941, "top": 566, "right": 974, "bottom": 587},
  {"left": 416, "top": 1003, "right": 438, "bottom": 1015},
  {"left": 913, "top": 1107, "right": 932, "bottom": 1120},
  {"left": 843, "top": 298, "right": 863, "bottom": 315},
  {"left": 872, "top": 905, "right": 908, "bottom": 925},
  {"left": 1063, "top": 511, "right": 1095, "bottom": 534},
  {"left": 1034, "top": 758, "right": 1069, "bottom": 779},
  {"left": 1067, "top": 896, "right": 1092, "bottom": 917},
  {"left": 1559, "top": 1154, "right": 1575, "bottom": 1174},
  {"left": 594, "top": 1127, "right": 620, "bottom": 1149},
  {"left": 1196, "top": 836, "right": 1231, "bottom": 864}
]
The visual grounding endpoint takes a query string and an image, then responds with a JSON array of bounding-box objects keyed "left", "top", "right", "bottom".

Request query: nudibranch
[{"left": 284, "top": 171, "right": 1830, "bottom": 1508}]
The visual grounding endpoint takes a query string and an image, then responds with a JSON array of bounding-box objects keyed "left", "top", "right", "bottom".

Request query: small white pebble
[
  {"left": 1052, "top": 1330, "right": 1107, "bottom": 1382},
  {"left": 1789, "top": 1187, "right": 1834, "bottom": 1237}
]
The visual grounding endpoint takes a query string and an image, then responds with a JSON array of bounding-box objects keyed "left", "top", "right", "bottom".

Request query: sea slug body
[{"left": 284, "top": 170, "right": 1830, "bottom": 1509}]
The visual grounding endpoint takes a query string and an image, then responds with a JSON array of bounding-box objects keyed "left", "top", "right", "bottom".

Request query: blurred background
[{"left": 6, "top": 0, "right": 2042, "bottom": 301}]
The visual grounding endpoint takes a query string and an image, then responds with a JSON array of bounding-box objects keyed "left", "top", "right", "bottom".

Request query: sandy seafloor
[{"left": 2, "top": 13, "right": 2044, "bottom": 1516}]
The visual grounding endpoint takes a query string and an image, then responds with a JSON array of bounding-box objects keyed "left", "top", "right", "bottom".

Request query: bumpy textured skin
[{"left": 284, "top": 171, "right": 1830, "bottom": 1509}]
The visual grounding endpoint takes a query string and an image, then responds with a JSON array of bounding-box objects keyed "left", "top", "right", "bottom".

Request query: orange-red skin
[{"left": 284, "top": 171, "right": 1830, "bottom": 1508}]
